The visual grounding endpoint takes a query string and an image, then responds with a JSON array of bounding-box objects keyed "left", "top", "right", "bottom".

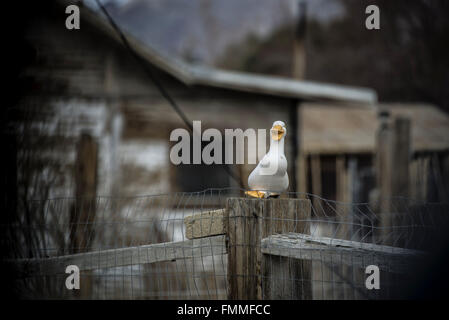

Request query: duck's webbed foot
[
  {"left": 245, "top": 191, "right": 280, "bottom": 199},
  {"left": 245, "top": 190, "right": 267, "bottom": 198}
]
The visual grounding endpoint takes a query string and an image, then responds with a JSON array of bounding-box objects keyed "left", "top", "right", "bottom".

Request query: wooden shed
[
  {"left": 14, "top": 0, "right": 377, "bottom": 201},
  {"left": 298, "top": 103, "right": 449, "bottom": 206}
]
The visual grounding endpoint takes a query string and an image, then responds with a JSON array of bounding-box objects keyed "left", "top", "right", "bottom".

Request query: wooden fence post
[
  {"left": 392, "top": 117, "right": 411, "bottom": 198},
  {"left": 70, "top": 132, "right": 98, "bottom": 298},
  {"left": 376, "top": 111, "right": 393, "bottom": 219},
  {"left": 70, "top": 133, "right": 98, "bottom": 253},
  {"left": 391, "top": 117, "right": 411, "bottom": 248},
  {"left": 225, "top": 198, "right": 312, "bottom": 300},
  {"left": 226, "top": 198, "right": 263, "bottom": 300},
  {"left": 262, "top": 199, "right": 312, "bottom": 300},
  {"left": 376, "top": 113, "right": 411, "bottom": 245}
]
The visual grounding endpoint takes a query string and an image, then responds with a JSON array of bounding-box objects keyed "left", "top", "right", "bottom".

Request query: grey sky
[{"left": 84, "top": 0, "right": 345, "bottom": 64}]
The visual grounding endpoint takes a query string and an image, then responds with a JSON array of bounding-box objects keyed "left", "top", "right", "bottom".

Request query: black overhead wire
[
  {"left": 94, "top": 0, "right": 192, "bottom": 132},
  {"left": 94, "top": 0, "right": 243, "bottom": 187}
]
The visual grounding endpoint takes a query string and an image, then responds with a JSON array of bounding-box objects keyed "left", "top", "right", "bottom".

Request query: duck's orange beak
[{"left": 271, "top": 125, "right": 285, "bottom": 141}]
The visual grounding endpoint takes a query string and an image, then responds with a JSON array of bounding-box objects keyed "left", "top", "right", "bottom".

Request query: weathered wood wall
[{"left": 20, "top": 2, "right": 298, "bottom": 198}]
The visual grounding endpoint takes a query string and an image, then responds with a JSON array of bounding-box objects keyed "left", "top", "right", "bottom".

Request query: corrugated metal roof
[
  {"left": 71, "top": 0, "right": 377, "bottom": 104},
  {"left": 301, "top": 103, "right": 449, "bottom": 154}
]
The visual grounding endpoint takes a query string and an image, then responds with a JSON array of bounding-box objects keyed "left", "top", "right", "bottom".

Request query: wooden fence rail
[
  {"left": 9, "top": 197, "right": 428, "bottom": 299},
  {"left": 261, "top": 233, "right": 425, "bottom": 275},
  {"left": 11, "top": 235, "right": 226, "bottom": 276}
]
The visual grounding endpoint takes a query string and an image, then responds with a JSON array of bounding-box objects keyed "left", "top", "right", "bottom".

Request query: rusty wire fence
[{"left": 2, "top": 188, "right": 447, "bottom": 299}]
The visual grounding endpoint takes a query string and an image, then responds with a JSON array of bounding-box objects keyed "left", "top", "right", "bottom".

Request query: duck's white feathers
[{"left": 247, "top": 121, "right": 289, "bottom": 194}]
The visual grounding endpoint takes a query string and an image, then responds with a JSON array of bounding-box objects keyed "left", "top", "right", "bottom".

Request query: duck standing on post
[{"left": 246, "top": 121, "right": 289, "bottom": 198}]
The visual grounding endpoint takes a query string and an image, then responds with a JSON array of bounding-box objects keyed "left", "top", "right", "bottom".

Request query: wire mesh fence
[{"left": 2, "top": 188, "right": 447, "bottom": 300}]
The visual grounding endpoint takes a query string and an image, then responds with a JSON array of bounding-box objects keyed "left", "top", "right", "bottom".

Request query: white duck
[{"left": 247, "top": 121, "right": 289, "bottom": 198}]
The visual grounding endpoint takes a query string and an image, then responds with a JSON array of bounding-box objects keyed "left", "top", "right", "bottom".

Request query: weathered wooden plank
[
  {"left": 261, "top": 233, "right": 426, "bottom": 274},
  {"left": 225, "top": 198, "right": 312, "bottom": 300},
  {"left": 11, "top": 235, "right": 227, "bottom": 277},
  {"left": 310, "top": 154, "right": 321, "bottom": 212},
  {"left": 225, "top": 198, "right": 263, "bottom": 300},
  {"left": 71, "top": 133, "right": 98, "bottom": 298},
  {"left": 296, "top": 152, "right": 308, "bottom": 196},
  {"left": 391, "top": 118, "right": 411, "bottom": 248},
  {"left": 376, "top": 112, "right": 394, "bottom": 243},
  {"left": 392, "top": 117, "right": 411, "bottom": 198},
  {"left": 70, "top": 133, "right": 98, "bottom": 253},
  {"left": 184, "top": 209, "right": 225, "bottom": 239},
  {"left": 261, "top": 199, "right": 312, "bottom": 300},
  {"left": 376, "top": 115, "right": 412, "bottom": 246}
]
